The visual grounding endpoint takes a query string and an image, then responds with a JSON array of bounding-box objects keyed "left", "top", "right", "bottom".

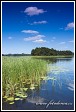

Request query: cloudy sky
[{"left": 2, "top": 2, "right": 74, "bottom": 54}]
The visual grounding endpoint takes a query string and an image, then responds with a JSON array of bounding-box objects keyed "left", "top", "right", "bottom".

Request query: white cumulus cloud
[
  {"left": 33, "top": 39, "right": 47, "bottom": 43},
  {"left": 65, "top": 22, "right": 74, "bottom": 30},
  {"left": 24, "top": 7, "right": 46, "bottom": 16},
  {"left": 21, "top": 30, "right": 39, "bottom": 34},
  {"left": 24, "top": 35, "right": 45, "bottom": 41},
  {"left": 31, "top": 21, "right": 47, "bottom": 25}
]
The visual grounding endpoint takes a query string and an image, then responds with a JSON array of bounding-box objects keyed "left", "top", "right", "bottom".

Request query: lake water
[{"left": 2, "top": 58, "right": 74, "bottom": 110}]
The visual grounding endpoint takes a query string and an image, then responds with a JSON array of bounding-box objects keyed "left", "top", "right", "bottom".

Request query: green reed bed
[
  {"left": 2, "top": 56, "right": 48, "bottom": 104},
  {"left": 31, "top": 55, "right": 73, "bottom": 59}
]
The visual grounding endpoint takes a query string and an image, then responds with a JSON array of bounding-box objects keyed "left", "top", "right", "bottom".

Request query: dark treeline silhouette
[
  {"left": 2, "top": 53, "right": 31, "bottom": 56},
  {"left": 2, "top": 47, "right": 74, "bottom": 56},
  {"left": 31, "top": 47, "right": 74, "bottom": 56}
]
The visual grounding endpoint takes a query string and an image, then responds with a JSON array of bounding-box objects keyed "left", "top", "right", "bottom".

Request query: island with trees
[{"left": 31, "top": 47, "right": 74, "bottom": 56}]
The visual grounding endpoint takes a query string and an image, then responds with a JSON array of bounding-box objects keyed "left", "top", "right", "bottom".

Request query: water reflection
[
  {"left": 67, "top": 82, "right": 74, "bottom": 91},
  {"left": 27, "top": 96, "right": 45, "bottom": 104},
  {"left": 33, "top": 57, "right": 73, "bottom": 63}
]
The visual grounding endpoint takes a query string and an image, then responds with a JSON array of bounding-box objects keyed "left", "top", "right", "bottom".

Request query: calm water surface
[{"left": 2, "top": 58, "right": 74, "bottom": 110}]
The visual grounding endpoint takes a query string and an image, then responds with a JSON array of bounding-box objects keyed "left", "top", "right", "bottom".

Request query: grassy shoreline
[
  {"left": 2, "top": 56, "right": 49, "bottom": 104},
  {"left": 2, "top": 55, "right": 74, "bottom": 58},
  {"left": 31, "top": 55, "right": 74, "bottom": 59}
]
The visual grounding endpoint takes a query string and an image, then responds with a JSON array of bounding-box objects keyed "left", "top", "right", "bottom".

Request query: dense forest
[{"left": 31, "top": 47, "right": 74, "bottom": 56}]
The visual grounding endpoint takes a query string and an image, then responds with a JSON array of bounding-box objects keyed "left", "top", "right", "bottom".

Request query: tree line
[
  {"left": 2, "top": 47, "right": 74, "bottom": 56},
  {"left": 31, "top": 47, "right": 74, "bottom": 56},
  {"left": 2, "top": 53, "right": 31, "bottom": 56}
]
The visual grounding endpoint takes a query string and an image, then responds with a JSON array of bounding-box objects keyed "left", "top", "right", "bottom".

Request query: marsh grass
[{"left": 2, "top": 56, "right": 48, "bottom": 102}]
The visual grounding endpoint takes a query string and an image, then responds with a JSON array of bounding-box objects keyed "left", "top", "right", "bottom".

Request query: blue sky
[{"left": 2, "top": 2, "right": 74, "bottom": 54}]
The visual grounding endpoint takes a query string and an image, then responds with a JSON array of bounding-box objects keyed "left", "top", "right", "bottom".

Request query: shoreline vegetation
[
  {"left": 31, "top": 55, "right": 74, "bottom": 58},
  {"left": 2, "top": 55, "right": 74, "bottom": 57},
  {"left": 2, "top": 56, "right": 49, "bottom": 104}
]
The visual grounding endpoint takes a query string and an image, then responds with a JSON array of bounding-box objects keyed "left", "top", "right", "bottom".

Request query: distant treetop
[{"left": 31, "top": 47, "right": 74, "bottom": 56}]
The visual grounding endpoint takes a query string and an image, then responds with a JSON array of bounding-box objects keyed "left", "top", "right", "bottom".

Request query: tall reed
[{"left": 2, "top": 56, "right": 48, "bottom": 98}]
